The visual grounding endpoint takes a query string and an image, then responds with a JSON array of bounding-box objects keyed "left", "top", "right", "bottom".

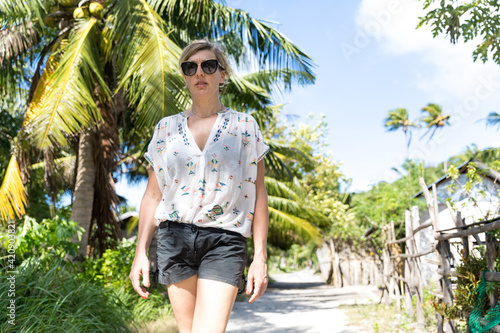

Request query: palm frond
[
  {"left": 242, "top": 68, "right": 314, "bottom": 95},
  {"left": 0, "top": 22, "right": 40, "bottom": 66},
  {"left": 265, "top": 179, "right": 300, "bottom": 200},
  {"left": 268, "top": 206, "right": 322, "bottom": 245},
  {"left": 485, "top": 112, "right": 500, "bottom": 129},
  {"left": 25, "top": 18, "right": 107, "bottom": 148},
  {"left": 30, "top": 155, "right": 76, "bottom": 186},
  {"left": 0, "top": 0, "right": 55, "bottom": 97},
  {"left": 0, "top": 0, "right": 48, "bottom": 28},
  {"left": 0, "top": 155, "right": 27, "bottom": 222},
  {"left": 156, "top": 0, "right": 316, "bottom": 84},
  {"left": 223, "top": 74, "right": 271, "bottom": 111},
  {"left": 109, "top": 0, "right": 188, "bottom": 130},
  {"left": 266, "top": 139, "right": 315, "bottom": 176},
  {"left": 384, "top": 108, "right": 408, "bottom": 131}
]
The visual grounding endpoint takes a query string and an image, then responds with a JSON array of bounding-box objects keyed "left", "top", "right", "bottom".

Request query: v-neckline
[{"left": 182, "top": 109, "right": 227, "bottom": 153}]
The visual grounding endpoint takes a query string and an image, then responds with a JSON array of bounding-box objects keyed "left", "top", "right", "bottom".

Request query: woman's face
[{"left": 183, "top": 50, "right": 225, "bottom": 101}]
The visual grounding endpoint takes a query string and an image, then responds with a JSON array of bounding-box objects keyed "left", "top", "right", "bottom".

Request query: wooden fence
[
  {"left": 382, "top": 178, "right": 500, "bottom": 332},
  {"left": 317, "top": 239, "right": 383, "bottom": 288}
]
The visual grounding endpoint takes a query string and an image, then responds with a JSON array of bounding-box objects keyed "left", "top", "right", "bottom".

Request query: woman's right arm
[{"left": 129, "top": 167, "right": 162, "bottom": 299}]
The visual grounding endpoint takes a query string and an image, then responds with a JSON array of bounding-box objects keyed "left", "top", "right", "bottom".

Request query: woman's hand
[
  {"left": 130, "top": 253, "right": 151, "bottom": 299},
  {"left": 246, "top": 258, "right": 268, "bottom": 303},
  {"left": 130, "top": 167, "right": 161, "bottom": 299}
]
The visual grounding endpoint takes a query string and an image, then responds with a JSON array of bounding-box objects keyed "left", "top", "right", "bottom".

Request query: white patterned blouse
[{"left": 144, "top": 108, "right": 269, "bottom": 237}]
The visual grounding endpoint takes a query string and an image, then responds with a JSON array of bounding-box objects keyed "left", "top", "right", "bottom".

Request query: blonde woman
[{"left": 130, "top": 39, "right": 269, "bottom": 333}]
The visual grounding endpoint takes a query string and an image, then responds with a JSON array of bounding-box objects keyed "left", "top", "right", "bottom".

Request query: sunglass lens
[
  {"left": 181, "top": 62, "right": 197, "bottom": 76},
  {"left": 201, "top": 60, "right": 218, "bottom": 74}
]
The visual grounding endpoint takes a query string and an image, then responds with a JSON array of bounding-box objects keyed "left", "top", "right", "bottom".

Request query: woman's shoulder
[
  {"left": 153, "top": 113, "right": 184, "bottom": 131},
  {"left": 227, "top": 109, "right": 258, "bottom": 123}
]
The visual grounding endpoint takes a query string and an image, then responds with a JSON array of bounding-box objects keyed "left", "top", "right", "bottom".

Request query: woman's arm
[
  {"left": 129, "top": 167, "right": 162, "bottom": 299},
  {"left": 246, "top": 159, "right": 269, "bottom": 303}
]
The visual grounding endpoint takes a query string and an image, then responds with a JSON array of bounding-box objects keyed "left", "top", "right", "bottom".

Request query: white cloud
[{"left": 356, "top": 0, "right": 500, "bottom": 103}]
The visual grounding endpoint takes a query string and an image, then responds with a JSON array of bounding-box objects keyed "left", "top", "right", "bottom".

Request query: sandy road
[{"left": 226, "top": 269, "right": 381, "bottom": 333}]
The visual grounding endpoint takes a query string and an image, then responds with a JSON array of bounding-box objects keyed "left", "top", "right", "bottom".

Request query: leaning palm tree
[
  {"left": 384, "top": 107, "right": 419, "bottom": 148},
  {"left": 0, "top": 0, "right": 315, "bottom": 256},
  {"left": 420, "top": 103, "right": 451, "bottom": 141}
]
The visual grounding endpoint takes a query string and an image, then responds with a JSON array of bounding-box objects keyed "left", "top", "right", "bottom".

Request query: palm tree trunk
[{"left": 70, "top": 129, "right": 96, "bottom": 258}]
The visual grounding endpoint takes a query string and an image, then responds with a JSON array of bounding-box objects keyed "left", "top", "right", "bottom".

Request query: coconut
[
  {"left": 73, "top": 7, "right": 89, "bottom": 19},
  {"left": 57, "top": 0, "right": 75, "bottom": 7},
  {"left": 89, "top": 2, "right": 104, "bottom": 18}
]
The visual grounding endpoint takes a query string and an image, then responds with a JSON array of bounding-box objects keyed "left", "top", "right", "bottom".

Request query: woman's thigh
[
  {"left": 192, "top": 278, "right": 238, "bottom": 333},
  {"left": 167, "top": 275, "right": 198, "bottom": 333}
]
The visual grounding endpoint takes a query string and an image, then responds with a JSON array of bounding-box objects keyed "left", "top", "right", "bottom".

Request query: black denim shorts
[{"left": 156, "top": 221, "right": 248, "bottom": 289}]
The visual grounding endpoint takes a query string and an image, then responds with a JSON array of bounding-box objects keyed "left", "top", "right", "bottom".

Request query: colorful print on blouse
[{"left": 144, "top": 108, "right": 269, "bottom": 238}]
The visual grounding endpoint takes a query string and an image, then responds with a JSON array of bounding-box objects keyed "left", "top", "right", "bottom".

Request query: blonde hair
[{"left": 179, "top": 39, "right": 232, "bottom": 91}]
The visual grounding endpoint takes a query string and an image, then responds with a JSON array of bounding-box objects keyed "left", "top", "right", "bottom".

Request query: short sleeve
[
  {"left": 143, "top": 119, "right": 168, "bottom": 189},
  {"left": 253, "top": 119, "right": 269, "bottom": 162},
  {"left": 144, "top": 126, "right": 158, "bottom": 168}
]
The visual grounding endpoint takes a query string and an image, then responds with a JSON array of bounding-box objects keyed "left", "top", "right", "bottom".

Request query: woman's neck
[{"left": 189, "top": 99, "right": 224, "bottom": 118}]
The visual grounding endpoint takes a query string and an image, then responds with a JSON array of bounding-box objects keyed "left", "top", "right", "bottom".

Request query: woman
[{"left": 129, "top": 39, "right": 270, "bottom": 333}]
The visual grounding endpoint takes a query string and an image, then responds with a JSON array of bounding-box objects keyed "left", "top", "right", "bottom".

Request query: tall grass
[{"left": 0, "top": 258, "right": 134, "bottom": 333}]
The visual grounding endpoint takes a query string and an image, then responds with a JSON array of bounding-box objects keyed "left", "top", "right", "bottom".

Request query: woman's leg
[
  {"left": 167, "top": 275, "right": 198, "bottom": 333},
  {"left": 192, "top": 278, "right": 238, "bottom": 333}
]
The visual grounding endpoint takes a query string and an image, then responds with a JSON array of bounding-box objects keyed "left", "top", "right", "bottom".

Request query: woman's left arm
[{"left": 246, "top": 159, "right": 269, "bottom": 303}]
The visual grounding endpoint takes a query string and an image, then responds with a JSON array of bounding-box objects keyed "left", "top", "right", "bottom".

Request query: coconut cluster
[{"left": 56, "top": 0, "right": 103, "bottom": 20}]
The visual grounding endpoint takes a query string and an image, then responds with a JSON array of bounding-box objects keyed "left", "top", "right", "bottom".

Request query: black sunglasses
[{"left": 181, "top": 59, "right": 223, "bottom": 76}]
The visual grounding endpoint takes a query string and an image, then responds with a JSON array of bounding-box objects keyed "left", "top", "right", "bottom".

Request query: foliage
[
  {"left": 81, "top": 238, "right": 136, "bottom": 288},
  {"left": 277, "top": 114, "right": 355, "bottom": 235},
  {"left": 418, "top": 0, "right": 500, "bottom": 64},
  {"left": 485, "top": 112, "right": 500, "bottom": 130},
  {"left": 384, "top": 103, "right": 451, "bottom": 148},
  {"left": 433, "top": 251, "right": 486, "bottom": 320},
  {"left": 0, "top": 215, "right": 83, "bottom": 269},
  {"left": 351, "top": 159, "right": 443, "bottom": 240},
  {"left": 384, "top": 107, "right": 419, "bottom": 148},
  {"left": 80, "top": 237, "right": 172, "bottom": 323},
  {"left": 0, "top": 215, "right": 172, "bottom": 327},
  {"left": 0, "top": 257, "right": 134, "bottom": 332}
]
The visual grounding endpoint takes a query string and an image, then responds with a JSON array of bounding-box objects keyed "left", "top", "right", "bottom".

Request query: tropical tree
[
  {"left": 485, "top": 112, "right": 500, "bottom": 129},
  {"left": 420, "top": 103, "right": 451, "bottom": 140},
  {"left": 384, "top": 107, "right": 419, "bottom": 149},
  {"left": 418, "top": 1, "right": 500, "bottom": 65},
  {"left": 0, "top": 0, "right": 315, "bottom": 256}
]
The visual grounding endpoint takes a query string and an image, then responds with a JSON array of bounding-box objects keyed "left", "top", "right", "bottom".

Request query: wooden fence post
[
  {"left": 485, "top": 233, "right": 499, "bottom": 308},
  {"left": 411, "top": 206, "right": 425, "bottom": 328},
  {"left": 391, "top": 220, "right": 402, "bottom": 312},
  {"left": 404, "top": 210, "right": 414, "bottom": 318}
]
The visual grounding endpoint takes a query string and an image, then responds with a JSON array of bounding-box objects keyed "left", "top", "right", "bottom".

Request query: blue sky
[{"left": 116, "top": 0, "right": 500, "bottom": 209}]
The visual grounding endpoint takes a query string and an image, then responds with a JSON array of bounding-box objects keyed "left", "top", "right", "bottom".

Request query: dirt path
[{"left": 226, "top": 269, "right": 381, "bottom": 333}]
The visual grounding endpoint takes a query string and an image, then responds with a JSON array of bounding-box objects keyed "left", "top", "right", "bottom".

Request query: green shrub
[
  {"left": 0, "top": 215, "right": 83, "bottom": 269},
  {"left": 81, "top": 238, "right": 173, "bottom": 323},
  {"left": 0, "top": 258, "right": 134, "bottom": 332},
  {"left": 0, "top": 215, "right": 172, "bottom": 328}
]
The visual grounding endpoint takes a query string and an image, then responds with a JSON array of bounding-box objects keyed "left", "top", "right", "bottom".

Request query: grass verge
[{"left": 339, "top": 302, "right": 438, "bottom": 333}]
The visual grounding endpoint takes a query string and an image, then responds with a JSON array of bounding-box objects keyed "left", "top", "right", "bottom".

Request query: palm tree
[
  {"left": 420, "top": 103, "right": 451, "bottom": 141},
  {"left": 0, "top": 0, "right": 315, "bottom": 256},
  {"left": 485, "top": 111, "right": 500, "bottom": 129},
  {"left": 384, "top": 108, "right": 419, "bottom": 148}
]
